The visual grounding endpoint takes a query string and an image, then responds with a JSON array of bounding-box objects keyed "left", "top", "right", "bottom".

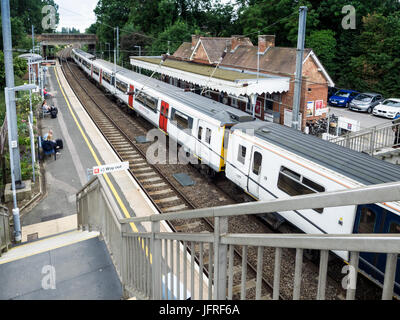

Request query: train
[{"left": 70, "top": 48, "right": 400, "bottom": 296}]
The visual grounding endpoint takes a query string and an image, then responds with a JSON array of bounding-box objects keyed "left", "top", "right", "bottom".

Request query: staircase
[
  {"left": 328, "top": 120, "right": 400, "bottom": 163},
  {"left": 0, "top": 216, "right": 123, "bottom": 300}
]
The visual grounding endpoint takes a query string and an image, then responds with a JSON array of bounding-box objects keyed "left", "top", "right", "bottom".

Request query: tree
[
  {"left": 306, "top": 29, "right": 337, "bottom": 75},
  {"left": 350, "top": 13, "right": 400, "bottom": 96},
  {"left": 150, "top": 20, "right": 198, "bottom": 55}
]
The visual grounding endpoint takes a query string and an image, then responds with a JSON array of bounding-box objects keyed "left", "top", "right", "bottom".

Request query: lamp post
[
  {"left": 134, "top": 45, "right": 141, "bottom": 74},
  {"left": 4, "top": 84, "right": 38, "bottom": 242}
]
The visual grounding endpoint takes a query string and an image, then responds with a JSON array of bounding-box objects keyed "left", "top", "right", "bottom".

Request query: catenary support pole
[
  {"left": 1, "top": 0, "right": 24, "bottom": 189},
  {"left": 292, "top": 6, "right": 307, "bottom": 131}
]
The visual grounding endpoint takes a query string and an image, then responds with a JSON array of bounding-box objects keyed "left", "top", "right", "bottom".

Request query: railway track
[
  {"left": 58, "top": 48, "right": 382, "bottom": 300},
  {"left": 58, "top": 48, "right": 280, "bottom": 300}
]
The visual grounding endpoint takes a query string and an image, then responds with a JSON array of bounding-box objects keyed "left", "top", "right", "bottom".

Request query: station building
[{"left": 130, "top": 35, "right": 335, "bottom": 131}]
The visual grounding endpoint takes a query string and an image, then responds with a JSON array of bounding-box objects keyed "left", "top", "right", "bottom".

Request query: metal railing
[
  {"left": 0, "top": 205, "right": 11, "bottom": 256},
  {"left": 77, "top": 176, "right": 400, "bottom": 300},
  {"left": 329, "top": 121, "right": 400, "bottom": 156}
]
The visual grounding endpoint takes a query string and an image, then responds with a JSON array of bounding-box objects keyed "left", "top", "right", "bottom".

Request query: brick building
[{"left": 130, "top": 35, "right": 334, "bottom": 130}]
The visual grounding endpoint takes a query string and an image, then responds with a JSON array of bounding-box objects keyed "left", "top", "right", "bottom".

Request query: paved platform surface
[{"left": 0, "top": 232, "right": 122, "bottom": 300}]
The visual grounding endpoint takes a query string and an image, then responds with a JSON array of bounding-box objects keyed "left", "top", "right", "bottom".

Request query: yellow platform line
[{"left": 54, "top": 66, "right": 138, "bottom": 233}]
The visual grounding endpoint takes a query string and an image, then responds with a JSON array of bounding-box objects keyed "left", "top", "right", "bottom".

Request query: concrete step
[{"left": 0, "top": 229, "right": 99, "bottom": 265}]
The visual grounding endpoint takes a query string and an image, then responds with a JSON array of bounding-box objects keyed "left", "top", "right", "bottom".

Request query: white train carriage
[
  {"left": 71, "top": 49, "right": 256, "bottom": 172},
  {"left": 226, "top": 121, "right": 400, "bottom": 258}
]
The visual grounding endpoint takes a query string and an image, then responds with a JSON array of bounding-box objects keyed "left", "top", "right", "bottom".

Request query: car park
[
  {"left": 348, "top": 93, "right": 384, "bottom": 113},
  {"left": 372, "top": 98, "right": 400, "bottom": 119},
  {"left": 328, "top": 89, "right": 359, "bottom": 107}
]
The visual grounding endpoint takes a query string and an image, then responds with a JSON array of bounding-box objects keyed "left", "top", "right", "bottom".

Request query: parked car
[
  {"left": 328, "top": 89, "right": 359, "bottom": 107},
  {"left": 372, "top": 98, "right": 400, "bottom": 119},
  {"left": 348, "top": 92, "right": 384, "bottom": 113},
  {"left": 328, "top": 86, "right": 339, "bottom": 99}
]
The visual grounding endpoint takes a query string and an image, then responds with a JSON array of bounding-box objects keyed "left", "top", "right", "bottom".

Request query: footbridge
[{"left": 36, "top": 33, "right": 97, "bottom": 56}]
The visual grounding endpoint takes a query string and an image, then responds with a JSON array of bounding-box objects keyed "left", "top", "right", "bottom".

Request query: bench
[
  {"left": 40, "top": 107, "right": 52, "bottom": 119},
  {"left": 38, "top": 136, "right": 57, "bottom": 161}
]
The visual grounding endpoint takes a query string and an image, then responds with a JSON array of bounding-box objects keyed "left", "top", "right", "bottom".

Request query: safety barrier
[
  {"left": 77, "top": 176, "right": 400, "bottom": 300},
  {"left": 329, "top": 121, "right": 400, "bottom": 155},
  {"left": 0, "top": 205, "right": 11, "bottom": 256}
]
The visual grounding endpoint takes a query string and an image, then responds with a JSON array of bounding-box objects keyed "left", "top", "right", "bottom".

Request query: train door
[
  {"left": 354, "top": 205, "right": 387, "bottom": 283},
  {"left": 247, "top": 146, "right": 263, "bottom": 199},
  {"left": 159, "top": 100, "right": 169, "bottom": 132},
  {"left": 196, "top": 120, "right": 209, "bottom": 162},
  {"left": 376, "top": 209, "right": 400, "bottom": 295},
  {"left": 128, "top": 85, "right": 134, "bottom": 109},
  {"left": 99, "top": 69, "right": 103, "bottom": 85}
]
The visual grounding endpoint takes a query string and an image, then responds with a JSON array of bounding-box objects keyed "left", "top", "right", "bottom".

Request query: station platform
[{"left": 0, "top": 60, "right": 208, "bottom": 299}]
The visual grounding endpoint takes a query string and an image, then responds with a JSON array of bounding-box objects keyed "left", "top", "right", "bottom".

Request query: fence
[
  {"left": 329, "top": 121, "right": 400, "bottom": 156},
  {"left": 0, "top": 205, "right": 11, "bottom": 256},
  {"left": 76, "top": 176, "right": 400, "bottom": 300}
]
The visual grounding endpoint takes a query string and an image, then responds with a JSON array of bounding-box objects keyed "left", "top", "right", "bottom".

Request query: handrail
[
  {"left": 77, "top": 176, "right": 400, "bottom": 300},
  {"left": 119, "top": 181, "right": 400, "bottom": 224},
  {"left": 0, "top": 205, "right": 11, "bottom": 255},
  {"left": 328, "top": 120, "right": 400, "bottom": 155}
]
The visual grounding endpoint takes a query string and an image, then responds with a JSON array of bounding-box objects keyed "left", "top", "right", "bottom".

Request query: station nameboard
[{"left": 92, "top": 161, "right": 129, "bottom": 175}]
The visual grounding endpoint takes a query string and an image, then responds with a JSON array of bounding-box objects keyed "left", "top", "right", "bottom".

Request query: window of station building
[
  {"left": 252, "top": 151, "right": 262, "bottom": 175},
  {"left": 206, "top": 128, "right": 212, "bottom": 144},
  {"left": 237, "top": 145, "right": 246, "bottom": 164},
  {"left": 198, "top": 126, "right": 203, "bottom": 140},
  {"left": 389, "top": 221, "right": 400, "bottom": 234},
  {"left": 277, "top": 166, "right": 325, "bottom": 213},
  {"left": 171, "top": 109, "right": 193, "bottom": 130},
  {"left": 264, "top": 93, "right": 273, "bottom": 111},
  {"left": 358, "top": 208, "right": 376, "bottom": 233}
]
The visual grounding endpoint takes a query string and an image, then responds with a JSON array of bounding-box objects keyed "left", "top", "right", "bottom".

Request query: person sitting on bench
[
  {"left": 43, "top": 88, "right": 52, "bottom": 99},
  {"left": 43, "top": 129, "right": 61, "bottom": 155}
]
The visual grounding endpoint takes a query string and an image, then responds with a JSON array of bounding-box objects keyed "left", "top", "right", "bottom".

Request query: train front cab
[{"left": 353, "top": 204, "right": 400, "bottom": 296}]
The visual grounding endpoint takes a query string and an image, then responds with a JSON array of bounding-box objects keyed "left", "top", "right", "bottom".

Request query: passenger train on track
[{"left": 70, "top": 48, "right": 400, "bottom": 296}]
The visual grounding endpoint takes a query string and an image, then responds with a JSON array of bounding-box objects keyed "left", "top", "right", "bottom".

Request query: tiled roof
[{"left": 222, "top": 46, "right": 312, "bottom": 76}]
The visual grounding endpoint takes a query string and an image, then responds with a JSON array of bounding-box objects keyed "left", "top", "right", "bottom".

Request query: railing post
[
  {"left": 213, "top": 215, "right": 228, "bottom": 300},
  {"left": 151, "top": 220, "right": 161, "bottom": 300},
  {"left": 370, "top": 129, "right": 376, "bottom": 155}
]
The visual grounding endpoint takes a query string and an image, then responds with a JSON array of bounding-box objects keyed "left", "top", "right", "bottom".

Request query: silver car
[{"left": 348, "top": 93, "right": 384, "bottom": 113}]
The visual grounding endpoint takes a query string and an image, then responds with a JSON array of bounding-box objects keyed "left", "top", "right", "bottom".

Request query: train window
[
  {"left": 252, "top": 151, "right": 262, "bottom": 175},
  {"left": 116, "top": 79, "right": 128, "bottom": 93},
  {"left": 277, "top": 166, "right": 324, "bottom": 213},
  {"left": 358, "top": 208, "right": 376, "bottom": 233},
  {"left": 206, "top": 128, "right": 212, "bottom": 144},
  {"left": 103, "top": 72, "right": 111, "bottom": 83},
  {"left": 172, "top": 109, "right": 191, "bottom": 129},
  {"left": 303, "top": 177, "right": 325, "bottom": 193},
  {"left": 198, "top": 127, "right": 203, "bottom": 140},
  {"left": 389, "top": 222, "right": 400, "bottom": 233},
  {"left": 93, "top": 66, "right": 99, "bottom": 75},
  {"left": 135, "top": 91, "right": 158, "bottom": 113},
  {"left": 237, "top": 145, "right": 246, "bottom": 164}
]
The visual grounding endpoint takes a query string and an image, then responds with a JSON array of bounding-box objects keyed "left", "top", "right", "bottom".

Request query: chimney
[
  {"left": 231, "top": 35, "right": 246, "bottom": 52},
  {"left": 191, "top": 35, "right": 200, "bottom": 50},
  {"left": 258, "top": 35, "right": 275, "bottom": 54}
]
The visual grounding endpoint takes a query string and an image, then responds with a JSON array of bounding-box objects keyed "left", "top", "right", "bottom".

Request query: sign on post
[
  {"left": 93, "top": 161, "right": 129, "bottom": 175},
  {"left": 87, "top": 161, "right": 129, "bottom": 181}
]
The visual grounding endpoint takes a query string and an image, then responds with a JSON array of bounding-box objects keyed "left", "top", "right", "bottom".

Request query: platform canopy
[{"left": 130, "top": 56, "right": 290, "bottom": 97}]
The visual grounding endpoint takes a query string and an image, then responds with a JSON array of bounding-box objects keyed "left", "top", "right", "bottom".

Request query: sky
[{"left": 54, "top": 0, "right": 98, "bottom": 33}]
